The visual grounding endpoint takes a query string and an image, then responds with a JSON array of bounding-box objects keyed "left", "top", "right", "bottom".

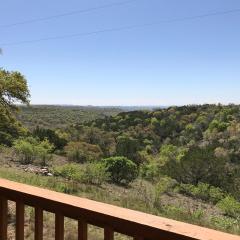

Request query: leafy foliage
[
  {"left": 53, "top": 163, "right": 109, "bottom": 186},
  {"left": 217, "top": 196, "right": 240, "bottom": 218},
  {"left": 103, "top": 156, "right": 138, "bottom": 185},
  {"left": 0, "top": 69, "right": 30, "bottom": 145},
  {"left": 17, "top": 105, "right": 121, "bottom": 129},
  {"left": 178, "top": 183, "right": 226, "bottom": 204},
  {"left": 33, "top": 127, "right": 67, "bottom": 150},
  {"left": 2, "top": 78, "right": 240, "bottom": 235},
  {"left": 13, "top": 137, "right": 53, "bottom": 165},
  {"left": 64, "top": 141, "right": 103, "bottom": 163}
]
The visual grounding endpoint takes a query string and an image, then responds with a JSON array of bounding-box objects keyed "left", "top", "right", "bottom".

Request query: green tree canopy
[
  {"left": 103, "top": 156, "right": 138, "bottom": 185},
  {"left": 64, "top": 141, "right": 103, "bottom": 163},
  {"left": 0, "top": 69, "right": 30, "bottom": 145}
]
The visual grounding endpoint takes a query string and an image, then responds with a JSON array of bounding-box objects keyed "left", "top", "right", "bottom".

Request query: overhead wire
[
  {"left": 0, "top": 0, "right": 138, "bottom": 28},
  {"left": 1, "top": 8, "right": 240, "bottom": 46}
]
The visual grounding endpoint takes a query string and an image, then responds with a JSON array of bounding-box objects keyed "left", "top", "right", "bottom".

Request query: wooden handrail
[{"left": 0, "top": 178, "right": 239, "bottom": 240}]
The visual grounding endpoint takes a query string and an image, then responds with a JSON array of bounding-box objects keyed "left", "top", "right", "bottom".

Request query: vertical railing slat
[
  {"left": 35, "top": 207, "right": 43, "bottom": 240},
  {"left": 78, "top": 220, "right": 87, "bottom": 240},
  {"left": 16, "top": 201, "right": 24, "bottom": 240},
  {"left": 0, "top": 197, "right": 8, "bottom": 240},
  {"left": 104, "top": 226, "right": 114, "bottom": 240},
  {"left": 55, "top": 213, "right": 64, "bottom": 240}
]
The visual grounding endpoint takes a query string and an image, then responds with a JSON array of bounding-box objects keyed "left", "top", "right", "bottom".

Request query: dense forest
[
  {"left": 17, "top": 105, "right": 122, "bottom": 129},
  {"left": 1, "top": 69, "right": 240, "bottom": 237}
]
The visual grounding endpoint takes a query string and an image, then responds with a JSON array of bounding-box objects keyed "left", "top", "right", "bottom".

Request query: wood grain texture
[
  {"left": 78, "top": 220, "right": 87, "bottom": 240},
  {"left": 0, "top": 197, "right": 8, "bottom": 240},
  {"left": 0, "top": 178, "right": 239, "bottom": 240},
  {"left": 16, "top": 201, "right": 24, "bottom": 240},
  {"left": 35, "top": 207, "right": 43, "bottom": 240},
  {"left": 55, "top": 213, "right": 64, "bottom": 240},
  {"left": 104, "top": 226, "right": 114, "bottom": 240}
]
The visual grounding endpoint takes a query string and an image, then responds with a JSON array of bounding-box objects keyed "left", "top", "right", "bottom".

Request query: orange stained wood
[{"left": 0, "top": 178, "right": 240, "bottom": 240}]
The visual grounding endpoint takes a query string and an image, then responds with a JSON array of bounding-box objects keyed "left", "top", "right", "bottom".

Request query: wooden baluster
[
  {"left": 104, "top": 226, "right": 114, "bottom": 240},
  {"left": 35, "top": 207, "right": 43, "bottom": 240},
  {"left": 0, "top": 197, "right": 8, "bottom": 240},
  {"left": 78, "top": 220, "right": 87, "bottom": 240},
  {"left": 16, "top": 201, "right": 24, "bottom": 240},
  {"left": 55, "top": 213, "right": 64, "bottom": 240}
]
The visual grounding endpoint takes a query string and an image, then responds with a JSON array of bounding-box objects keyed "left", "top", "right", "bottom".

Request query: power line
[
  {"left": 1, "top": 8, "right": 240, "bottom": 46},
  {"left": 0, "top": 0, "right": 138, "bottom": 28}
]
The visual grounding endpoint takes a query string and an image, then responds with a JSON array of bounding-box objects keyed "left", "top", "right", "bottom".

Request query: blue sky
[{"left": 1, "top": 0, "right": 240, "bottom": 106}]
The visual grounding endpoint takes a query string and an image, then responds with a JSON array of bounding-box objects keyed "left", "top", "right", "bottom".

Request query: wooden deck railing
[{"left": 0, "top": 178, "right": 240, "bottom": 240}]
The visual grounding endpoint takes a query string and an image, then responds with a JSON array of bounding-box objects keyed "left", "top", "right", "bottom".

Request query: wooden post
[
  {"left": 55, "top": 213, "right": 64, "bottom": 240},
  {"left": 78, "top": 220, "right": 87, "bottom": 240},
  {"left": 16, "top": 201, "right": 24, "bottom": 240},
  {"left": 0, "top": 197, "right": 8, "bottom": 240},
  {"left": 104, "top": 226, "right": 114, "bottom": 240},
  {"left": 35, "top": 207, "right": 43, "bottom": 240}
]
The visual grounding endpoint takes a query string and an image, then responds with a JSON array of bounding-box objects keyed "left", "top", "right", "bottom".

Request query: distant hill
[
  {"left": 16, "top": 105, "right": 167, "bottom": 129},
  {"left": 109, "top": 106, "right": 167, "bottom": 111},
  {"left": 17, "top": 105, "right": 122, "bottom": 129}
]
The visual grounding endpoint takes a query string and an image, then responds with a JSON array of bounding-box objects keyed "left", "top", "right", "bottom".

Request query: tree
[
  {"left": 162, "top": 146, "right": 227, "bottom": 186},
  {"left": 53, "top": 163, "right": 109, "bottom": 186},
  {"left": 64, "top": 141, "right": 103, "bottom": 163},
  {"left": 116, "top": 135, "right": 139, "bottom": 163},
  {"left": 103, "top": 156, "right": 138, "bottom": 185},
  {"left": 33, "top": 127, "right": 67, "bottom": 150},
  {"left": 0, "top": 69, "right": 30, "bottom": 145},
  {"left": 13, "top": 137, "right": 53, "bottom": 165}
]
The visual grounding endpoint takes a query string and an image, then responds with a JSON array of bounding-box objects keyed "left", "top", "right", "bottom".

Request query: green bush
[
  {"left": 13, "top": 137, "right": 53, "bottom": 165},
  {"left": 178, "top": 183, "right": 226, "bottom": 204},
  {"left": 191, "top": 182, "right": 210, "bottom": 201},
  {"left": 217, "top": 196, "right": 240, "bottom": 218},
  {"left": 103, "top": 156, "right": 138, "bottom": 185},
  {"left": 162, "top": 205, "right": 205, "bottom": 225},
  {"left": 155, "top": 177, "right": 177, "bottom": 196},
  {"left": 80, "top": 163, "right": 109, "bottom": 186},
  {"left": 140, "top": 163, "right": 160, "bottom": 182},
  {"left": 53, "top": 163, "right": 81, "bottom": 180},
  {"left": 64, "top": 141, "right": 103, "bottom": 163},
  {"left": 53, "top": 163, "right": 109, "bottom": 186},
  {"left": 209, "top": 186, "right": 226, "bottom": 204},
  {"left": 211, "top": 216, "right": 239, "bottom": 232},
  {"left": 154, "top": 177, "right": 178, "bottom": 208}
]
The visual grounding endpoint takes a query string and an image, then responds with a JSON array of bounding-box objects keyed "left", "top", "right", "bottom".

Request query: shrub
[
  {"left": 116, "top": 135, "right": 139, "bottom": 163},
  {"left": 190, "top": 182, "right": 210, "bottom": 201},
  {"left": 13, "top": 138, "right": 35, "bottom": 164},
  {"left": 80, "top": 163, "right": 109, "bottom": 186},
  {"left": 140, "top": 163, "right": 160, "bottom": 182},
  {"left": 178, "top": 182, "right": 226, "bottom": 204},
  {"left": 53, "top": 163, "right": 109, "bottom": 186},
  {"left": 217, "top": 196, "right": 240, "bottom": 218},
  {"left": 53, "top": 163, "right": 81, "bottom": 181},
  {"left": 162, "top": 205, "right": 205, "bottom": 225},
  {"left": 162, "top": 146, "right": 226, "bottom": 186},
  {"left": 13, "top": 137, "right": 53, "bottom": 165},
  {"left": 211, "top": 216, "right": 239, "bottom": 232},
  {"left": 103, "top": 156, "right": 138, "bottom": 185},
  {"left": 64, "top": 141, "right": 103, "bottom": 163},
  {"left": 155, "top": 177, "right": 177, "bottom": 196},
  {"left": 33, "top": 127, "right": 67, "bottom": 150},
  {"left": 154, "top": 177, "right": 178, "bottom": 208},
  {"left": 209, "top": 186, "right": 226, "bottom": 204}
]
